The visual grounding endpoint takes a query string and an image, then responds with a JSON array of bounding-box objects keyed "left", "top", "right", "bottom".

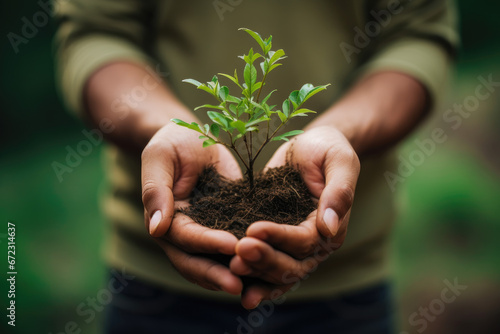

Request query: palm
[
  {"left": 231, "top": 127, "right": 360, "bottom": 309},
  {"left": 142, "top": 123, "right": 244, "bottom": 294}
]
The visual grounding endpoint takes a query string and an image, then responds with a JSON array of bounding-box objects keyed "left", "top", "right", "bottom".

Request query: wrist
[
  {"left": 132, "top": 100, "right": 198, "bottom": 149},
  {"left": 304, "top": 71, "right": 429, "bottom": 156},
  {"left": 304, "top": 108, "right": 365, "bottom": 153},
  {"left": 84, "top": 61, "right": 200, "bottom": 152}
]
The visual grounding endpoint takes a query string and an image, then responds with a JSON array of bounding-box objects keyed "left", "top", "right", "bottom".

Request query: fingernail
[
  {"left": 323, "top": 208, "right": 339, "bottom": 236},
  {"left": 149, "top": 210, "right": 162, "bottom": 235},
  {"left": 251, "top": 299, "right": 262, "bottom": 309}
]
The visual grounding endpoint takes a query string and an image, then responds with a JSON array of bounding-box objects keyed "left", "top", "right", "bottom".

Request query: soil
[{"left": 179, "top": 164, "right": 316, "bottom": 239}]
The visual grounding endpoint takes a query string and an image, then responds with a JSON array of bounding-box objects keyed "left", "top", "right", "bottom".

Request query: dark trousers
[{"left": 104, "top": 272, "right": 394, "bottom": 334}]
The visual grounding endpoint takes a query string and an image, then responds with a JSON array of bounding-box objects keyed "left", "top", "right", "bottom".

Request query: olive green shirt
[{"left": 55, "top": 0, "right": 457, "bottom": 301}]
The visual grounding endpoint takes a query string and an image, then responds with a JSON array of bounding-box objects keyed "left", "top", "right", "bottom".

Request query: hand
[
  {"left": 229, "top": 126, "right": 360, "bottom": 308},
  {"left": 141, "top": 122, "right": 244, "bottom": 294}
]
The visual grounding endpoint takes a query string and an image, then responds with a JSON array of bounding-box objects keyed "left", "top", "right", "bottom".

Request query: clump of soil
[{"left": 180, "top": 164, "right": 316, "bottom": 239}]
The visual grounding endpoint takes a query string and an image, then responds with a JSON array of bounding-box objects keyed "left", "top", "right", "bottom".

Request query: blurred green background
[{"left": 1, "top": 1, "right": 499, "bottom": 333}]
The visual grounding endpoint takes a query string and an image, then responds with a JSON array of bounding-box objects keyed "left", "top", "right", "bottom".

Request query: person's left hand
[{"left": 229, "top": 126, "right": 361, "bottom": 309}]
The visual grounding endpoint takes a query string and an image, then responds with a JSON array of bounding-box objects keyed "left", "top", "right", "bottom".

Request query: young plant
[{"left": 172, "top": 28, "right": 330, "bottom": 188}]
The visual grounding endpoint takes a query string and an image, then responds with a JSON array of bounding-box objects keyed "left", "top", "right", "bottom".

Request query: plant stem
[
  {"left": 242, "top": 134, "right": 254, "bottom": 188},
  {"left": 247, "top": 161, "right": 254, "bottom": 188},
  {"left": 243, "top": 62, "right": 271, "bottom": 189},
  {"left": 214, "top": 134, "right": 250, "bottom": 172},
  {"left": 255, "top": 69, "right": 269, "bottom": 103},
  {"left": 252, "top": 121, "right": 285, "bottom": 163},
  {"left": 229, "top": 143, "right": 250, "bottom": 171},
  {"left": 229, "top": 134, "right": 254, "bottom": 187}
]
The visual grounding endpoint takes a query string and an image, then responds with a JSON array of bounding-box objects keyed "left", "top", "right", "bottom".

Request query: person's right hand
[{"left": 141, "top": 122, "right": 243, "bottom": 294}]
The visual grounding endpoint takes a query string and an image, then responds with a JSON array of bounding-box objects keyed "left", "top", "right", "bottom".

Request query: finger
[
  {"left": 231, "top": 237, "right": 316, "bottom": 285},
  {"left": 213, "top": 146, "right": 243, "bottom": 180},
  {"left": 241, "top": 283, "right": 294, "bottom": 310},
  {"left": 316, "top": 147, "right": 360, "bottom": 238},
  {"left": 229, "top": 255, "right": 252, "bottom": 276},
  {"left": 156, "top": 238, "right": 243, "bottom": 295},
  {"left": 263, "top": 142, "right": 290, "bottom": 171},
  {"left": 166, "top": 212, "right": 238, "bottom": 255},
  {"left": 141, "top": 139, "right": 176, "bottom": 237},
  {"left": 245, "top": 216, "right": 320, "bottom": 259}
]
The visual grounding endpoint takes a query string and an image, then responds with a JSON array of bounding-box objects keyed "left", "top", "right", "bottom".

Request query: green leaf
[
  {"left": 251, "top": 53, "right": 262, "bottom": 63},
  {"left": 197, "top": 84, "right": 216, "bottom": 96},
  {"left": 239, "top": 28, "right": 267, "bottom": 54},
  {"left": 229, "top": 104, "right": 237, "bottom": 115},
  {"left": 236, "top": 101, "right": 246, "bottom": 118},
  {"left": 207, "top": 111, "right": 230, "bottom": 129},
  {"left": 300, "top": 84, "right": 331, "bottom": 105},
  {"left": 203, "top": 138, "right": 217, "bottom": 147},
  {"left": 264, "top": 36, "right": 273, "bottom": 54},
  {"left": 226, "top": 95, "right": 241, "bottom": 103},
  {"left": 171, "top": 119, "right": 205, "bottom": 134},
  {"left": 243, "top": 48, "right": 255, "bottom": 64},
  {"left": 249, "top": 99, "right": 264, "bottom": 112},
  {"left": 298, "top": 83, "right": 315, "bottom": 103},
  {"left": 246, "top": 116, "right": 269, "bottom": 127},
  {"left": 182, "top": 79, "right": 203, "bottom": 87},
  {"left": 219, "top": 86, "right": 229, "bottom": 101},
  {"left": 210, "top": 124, "right": 220, "bottom": 137},
  {"left": 243, "top": 64, "right": 251, "bottom": 88},
  {"left": 268, "top": 63, "right": 282, "bottom": 72},
  {"left": 260, "top": 60, "right": 268, "bottom": 75},
  {"left": 234, "top": 69, "right": 239, "bottom": 85},
  {"left": 282, "top": 99, "right": 290, "bottom": 117},
  {"left": 277, "top": 111, "right": 287, "bottom": 123},
  {"left": 264, "top": 35, "right": 272, "bottom": 46},
  {"left": 218, "top": 72, "right": 241, "bottom": 89},
  {"left": 262, "top": 103, "right": 271, "bottom": 117},
  {"left": 194, "top": 104, "right": 226, "bottom": 111},
  {"left": 252, "top": 108, "right": 265, "bottom": 119},
  {"left": 204, "top": 124, "right": 210, "bottom": 135},
  {"left": 171, "top": 118, "right": 189, "bottom": 127},
  {"left": 244, "top": 63, "right": 257, "bottom": 89},
  {"left": 182, "top": 79, "right": 215, "bottom": 96},
  {"left": 233, "top": 133, "right": 244, "bottom": 143},
  {"left": 269, "top": 49, "right": 286, "bottom": 64},
  {"left": 289, "top": 90, "right": 299, "bottom": 109},
  {"left": 211, "top": 75, "right": 218, "bottom": 84},
  {"left": 271, "top": 130, "right": 304, "bottom": 142},
  {"left": 207, "top": 81, "right": 216, "bottom": 90},
  {"left": 261, "top": 89, "right": 277, "bottom": 105},
  {"left": 251, "top": 82, "right": 262, "bottom": 95},
  {"left": 290, "top": 108, "right": 317, "bottom": 117},
  {"left": 231, "top": 120, "right": 247, "bottom": 134}
]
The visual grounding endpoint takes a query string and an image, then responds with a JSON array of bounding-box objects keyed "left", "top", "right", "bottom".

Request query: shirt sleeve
[
  {"left": 54, "top": 0, "right": 155, "bottom": 117},
  {"left": 354, "top": 0, "right": 459, "bottom": 108}
]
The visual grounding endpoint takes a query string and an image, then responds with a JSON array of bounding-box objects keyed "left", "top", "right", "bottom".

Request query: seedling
[{"left": 172, "top": 28, "right": 329, "bottom": 187}]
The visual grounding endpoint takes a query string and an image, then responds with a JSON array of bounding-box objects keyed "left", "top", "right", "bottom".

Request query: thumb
[
  {"left": 263, "top": 142, "right": 291, "bottom": 171},
  {"left": 213, "top": 146, "right": 243, "bottom": 181},
  {"left": 316, "top": 149, "right": 360, "bottom": 238},
  {"left": 141, "top": 141, "right": 176, "bottom": 237}
]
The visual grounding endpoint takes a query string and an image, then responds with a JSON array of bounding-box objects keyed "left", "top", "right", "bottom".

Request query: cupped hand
[
  {"left": 230, "top": 126, "right": 361, "bottom": 308},
  {"left": 141, "top": 122, "right": 243, "bottom": 294}
]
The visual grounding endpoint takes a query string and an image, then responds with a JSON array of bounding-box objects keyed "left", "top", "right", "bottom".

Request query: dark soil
[{"left": 180, "top": 164, "right": 316, "bottom": 239}]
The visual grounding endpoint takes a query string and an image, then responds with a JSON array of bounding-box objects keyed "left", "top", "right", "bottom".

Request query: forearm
[
  {"left": 83, "top": 62, "right": 198, "bottom": 152},
  {"left": 305, "top": 71, "right": 429, "bottom": 156}
]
